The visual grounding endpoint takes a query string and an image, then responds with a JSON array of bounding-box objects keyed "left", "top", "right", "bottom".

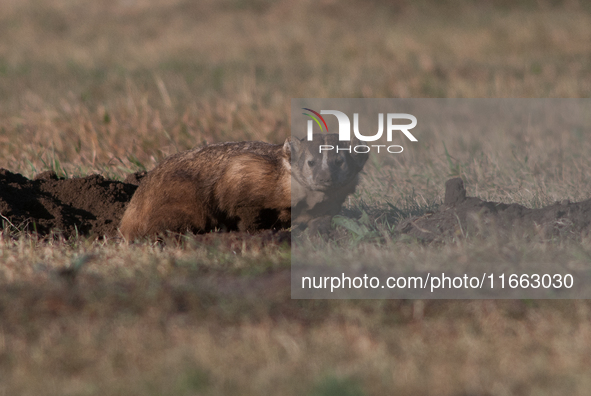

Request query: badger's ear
[
  {"left": 351, "top": 136, "right": 369, "bottom": 170},
  {"left": 283, "top": 138, "right": 291, "bottom": 154},
  {"left": 284, "top": 136, "right": 301, "bottom": 157}
]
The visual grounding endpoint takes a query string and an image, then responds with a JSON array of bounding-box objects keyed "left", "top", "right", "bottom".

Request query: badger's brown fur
[{"left": 119, "top": 140, "right": 291, "bottom": 240}]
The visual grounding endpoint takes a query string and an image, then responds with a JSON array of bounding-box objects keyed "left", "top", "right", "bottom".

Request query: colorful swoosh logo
[{"left": 302, "top": 108, "right": 329, "bottom": 133}]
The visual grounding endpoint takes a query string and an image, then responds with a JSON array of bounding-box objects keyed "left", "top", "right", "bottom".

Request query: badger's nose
[{"left": 316, "top": 170, "right": 332, "bottom": 184}]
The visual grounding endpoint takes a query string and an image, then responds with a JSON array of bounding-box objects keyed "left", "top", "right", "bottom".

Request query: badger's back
[{"left": 119, "top": 141, "right": 291, "bottom": 240}]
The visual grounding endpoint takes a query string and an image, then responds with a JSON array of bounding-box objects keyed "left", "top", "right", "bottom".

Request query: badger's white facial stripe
[
  {"left": 319, "top": 134, "right": 328, "bottom": 171},
  {"left": 321, "top": 147, "right": 329, "bottom": 171}
]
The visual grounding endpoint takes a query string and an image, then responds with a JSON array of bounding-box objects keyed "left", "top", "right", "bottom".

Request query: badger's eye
[{"left": 307, "top": 160, "right": 315, "bottom": 167}]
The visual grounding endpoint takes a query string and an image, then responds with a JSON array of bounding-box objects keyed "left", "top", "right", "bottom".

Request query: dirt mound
[
  {"left": 0, "top": 169, "right": 139, "bottom": 238},
  {"left": 396, "top": 178, "right": 591, "bottom": 242}
]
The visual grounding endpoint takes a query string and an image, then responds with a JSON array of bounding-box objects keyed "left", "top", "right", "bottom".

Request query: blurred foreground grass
[{"left": 3, "top": 235, "right": 591, "bottom": 395}]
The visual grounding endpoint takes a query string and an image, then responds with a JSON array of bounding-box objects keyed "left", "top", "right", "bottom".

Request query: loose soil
[
  {"left": 0, "top": 169, "right": 142, "bottom": 238},
  {"left": 396, "top": 177, "right": 591, "bottom": 242}
]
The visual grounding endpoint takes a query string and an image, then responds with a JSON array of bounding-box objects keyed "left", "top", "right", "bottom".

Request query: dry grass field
[{"left": 1, "top": 0, "right": 591, "bottom": 395}]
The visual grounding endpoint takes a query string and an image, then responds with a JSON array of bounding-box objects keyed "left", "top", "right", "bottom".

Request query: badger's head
[{"left": 290, "top": 133, "right": 368, "bottom": 191}]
